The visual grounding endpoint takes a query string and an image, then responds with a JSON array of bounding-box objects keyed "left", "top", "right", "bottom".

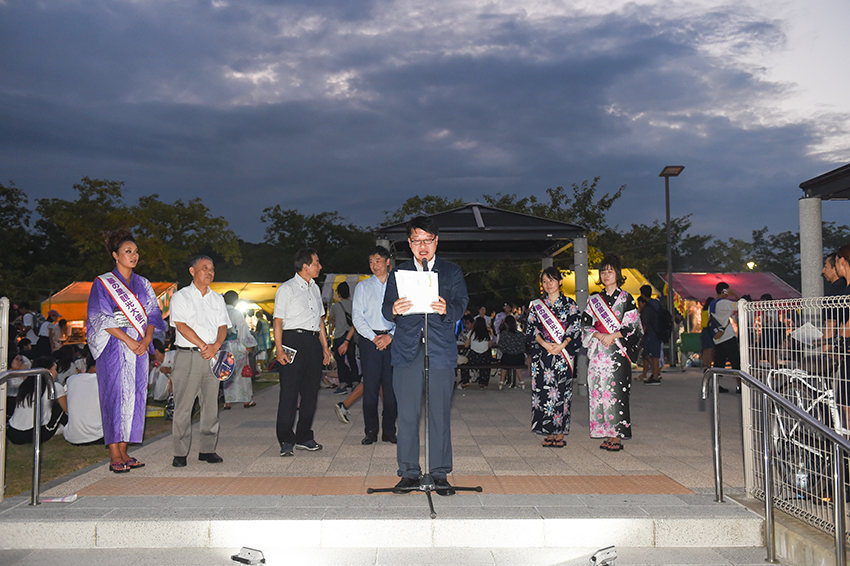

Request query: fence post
[
  {"left": 712, "top": 370, "right": 724, "bottom": 503},
  {"left": 761, "top": 392, "right": 778, "bottom": 563},
  {"left": 0, "top": 297, "right": 8, "bottom": 504},
  {"left": 833, "top": 443, "right": 847, "bottom": 566}
]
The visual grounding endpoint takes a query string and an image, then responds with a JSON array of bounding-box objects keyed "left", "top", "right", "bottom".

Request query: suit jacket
[{"left": 381, "top": 256, "right": 469, "bottom": 369}]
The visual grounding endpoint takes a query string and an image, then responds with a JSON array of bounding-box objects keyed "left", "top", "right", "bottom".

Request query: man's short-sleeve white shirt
[
  {"left": 711, "top": 298, "right": 738, "bottom": 344},
  {"left": 274, "top": 274, "right": 324, "bottom": 331},
  {"left": 170, "top": 283, "right": 230, "bottom": 347}
]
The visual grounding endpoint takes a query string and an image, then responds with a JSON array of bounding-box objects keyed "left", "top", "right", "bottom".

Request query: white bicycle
[{"left": 767, "top": 367, "right": 850, "bottom": 501}]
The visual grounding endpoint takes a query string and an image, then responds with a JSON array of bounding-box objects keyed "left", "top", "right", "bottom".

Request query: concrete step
[
  {"left": 0, "top": 545, "right": 776, "bottom": 566},
  {"left": 0, "top": 493, "right": 763, "bottom": 550}
]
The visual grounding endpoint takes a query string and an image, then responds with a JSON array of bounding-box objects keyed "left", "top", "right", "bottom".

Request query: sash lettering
[
  {"left": 587, "top": 293, "right": 631, "bottom": 362},
  {"left": 530, "top": 298, "right": 574, "bottom": 373},
  {"left": 97, "top": 272, "right": 148, "bottom": 337}
]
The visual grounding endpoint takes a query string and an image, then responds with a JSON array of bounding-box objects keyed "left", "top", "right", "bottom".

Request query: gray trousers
[
  {"left": 394, "top": 344, "right": 455, "bottom": 480},
  {"left": 171, "top": 349, "right": 220, "bottom": 457}
]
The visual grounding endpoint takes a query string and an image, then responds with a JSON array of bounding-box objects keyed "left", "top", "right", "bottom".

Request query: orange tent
[{"left": 41, "top": 281, "right": 177, "bottom": 322}]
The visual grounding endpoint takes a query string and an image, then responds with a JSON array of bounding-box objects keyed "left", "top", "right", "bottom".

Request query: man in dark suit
[{"left": 382, "top": 216, "right": 468, "bottom": 496}]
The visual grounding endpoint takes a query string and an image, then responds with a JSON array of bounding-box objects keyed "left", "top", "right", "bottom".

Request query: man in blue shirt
[
  {"left": 382, "top": 216, "right": 468, "bottom": 496},
  {"left": 351, "top": 246, "right": 397, "bottom": 446}
]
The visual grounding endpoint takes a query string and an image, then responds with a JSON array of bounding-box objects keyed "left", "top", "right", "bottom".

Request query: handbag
[
  {"left": 210, "top": 350, "right": 236, "bottom": 382},
  {"left": 241, "top": 364, "right": 253, "bottom": 378}
]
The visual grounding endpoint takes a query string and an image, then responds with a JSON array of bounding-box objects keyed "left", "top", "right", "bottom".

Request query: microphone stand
[{"left": 367, "top": 257, "right": 481, "bottom": 518}]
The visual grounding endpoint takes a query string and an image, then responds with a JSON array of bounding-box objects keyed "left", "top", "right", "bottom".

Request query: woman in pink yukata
[
  {"left": 582, "top": 253, "right": 642, "bottom": 452},
  {"left": 87, "top": 229, "right": 165, "bottom": 473}
]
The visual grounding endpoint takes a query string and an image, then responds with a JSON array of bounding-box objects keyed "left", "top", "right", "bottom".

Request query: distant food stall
[
  {"left": 659, "top": 272, "right": 801, "bottom": 332},
  {"left": 41, "top": 281, "right": 177, "bottom": 343}
]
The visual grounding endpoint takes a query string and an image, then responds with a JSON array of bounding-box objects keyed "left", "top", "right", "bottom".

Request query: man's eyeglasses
[{"left": 409, "top": 238, "right": 435, "bottom": 247}]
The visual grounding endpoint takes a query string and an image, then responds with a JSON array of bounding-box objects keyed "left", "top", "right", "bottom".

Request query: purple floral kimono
[{"left": 87, "top": 270, "right": 165, "bottom": 445}]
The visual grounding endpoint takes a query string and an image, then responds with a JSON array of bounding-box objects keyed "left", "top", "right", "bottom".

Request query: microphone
[{"left": 420, "top": 258, "right": 429, "bottom": 271}]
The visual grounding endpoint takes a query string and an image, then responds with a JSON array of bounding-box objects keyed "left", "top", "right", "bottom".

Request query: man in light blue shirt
[{"left": 351, "top": 246, "right": 397, "bottom": 445}]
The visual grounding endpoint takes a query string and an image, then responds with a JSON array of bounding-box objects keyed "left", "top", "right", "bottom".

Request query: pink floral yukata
[{"left": 582, "top": 288, "right": 642, "bottom": 440}]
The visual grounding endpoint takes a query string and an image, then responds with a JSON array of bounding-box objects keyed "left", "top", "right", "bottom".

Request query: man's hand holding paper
[{"left": 394, "top": 270, "right": 440, "bottom": 315}]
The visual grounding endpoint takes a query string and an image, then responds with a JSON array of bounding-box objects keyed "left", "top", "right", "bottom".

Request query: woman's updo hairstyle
[
  {"left": 107, "top": 229, "right": 136, "bottom": 256},
  {"left": 597, "top": 252, "right": 626, "bottom": 287}
]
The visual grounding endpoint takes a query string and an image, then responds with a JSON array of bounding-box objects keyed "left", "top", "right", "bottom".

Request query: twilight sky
[{"left": 1, "top": 0, "right": 848, "bottom": 244}]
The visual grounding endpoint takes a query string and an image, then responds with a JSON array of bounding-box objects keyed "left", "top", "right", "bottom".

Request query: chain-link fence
[{"left": 740, "top": 295, "right": 850, "bottom": 538}]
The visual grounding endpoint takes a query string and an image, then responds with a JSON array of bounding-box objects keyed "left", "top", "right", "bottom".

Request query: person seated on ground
[
  {"left": 5, "top": 351, "right": 32, "bottom": 419},
  {"left": 7, "top": 357, "right": 68, "bottom": 445},
  {"left": 63, "top": 352, "right": 104, "bottom": 445},
  {"left": 461, "top": 316, "right": 494, "bottom": 389},
  {"left": 54, "top": 344, "right": 85, "bottom": 385},
  {"left": 496, "top": 315, "right": 526, "bottom": 390}
]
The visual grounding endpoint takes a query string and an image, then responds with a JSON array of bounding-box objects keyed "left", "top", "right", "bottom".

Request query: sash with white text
[
  {"left": 530, "top": 298, "right": 574, "bottom": 372},
  {"left": 97, "top": 272, "right": 148, "bottom": 337},
  {"left": 587, "top": 293, "right": 632, "bottom": 362}
]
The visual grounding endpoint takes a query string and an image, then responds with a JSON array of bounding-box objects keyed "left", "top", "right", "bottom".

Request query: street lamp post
[{"left": 660, "top": 165, "right": 684, "bottom": 368}]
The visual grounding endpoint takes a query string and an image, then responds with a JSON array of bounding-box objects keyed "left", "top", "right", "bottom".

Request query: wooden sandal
[{"left": 542, "top": 437, "right": 556, "bottom": 447}]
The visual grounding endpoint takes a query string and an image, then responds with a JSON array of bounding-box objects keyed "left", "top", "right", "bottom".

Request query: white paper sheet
[{"left": 395, "top": 270, "right": 439, "bottom": 314}]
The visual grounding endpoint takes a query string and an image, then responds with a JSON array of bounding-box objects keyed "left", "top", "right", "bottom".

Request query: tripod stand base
[{"left": 367, "top": 475, "right": 483, "bottom": 518}]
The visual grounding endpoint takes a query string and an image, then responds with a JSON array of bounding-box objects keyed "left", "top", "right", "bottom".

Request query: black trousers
[
  {"left": 360, "top": 337, "right": 396, "bottom": 436},
  {"left": 713, "top": 338, "right": 740, "bottom": 370},
  {"left": 332, "top": 338, "right": 359, "bottom": 387},
  {"left": 276, "top": 330, "right": 323, "bottom": 445}
]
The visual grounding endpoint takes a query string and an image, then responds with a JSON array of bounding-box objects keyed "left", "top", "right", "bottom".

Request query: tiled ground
[
  {"left": 76, "top": 473, "right": 691, "bottom": 496},
  {"left": 41, "top": 367, "right": 745, "bottom": 499}
]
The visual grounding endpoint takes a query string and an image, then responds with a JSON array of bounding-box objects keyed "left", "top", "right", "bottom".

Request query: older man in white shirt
[
  {"left": 274, "top": 247, "right": 331, "bottom": 457},
  {"left": 169, "top": 255, "right": 230, "bottom": 467}
]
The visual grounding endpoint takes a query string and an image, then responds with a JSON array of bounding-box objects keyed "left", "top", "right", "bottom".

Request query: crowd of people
[{"left": 19, "top": 218, "right": 824, "bottom": 491}]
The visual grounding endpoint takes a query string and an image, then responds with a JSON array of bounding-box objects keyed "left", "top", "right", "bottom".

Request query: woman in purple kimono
[
  {"left": 87, "top": 229, "right": 165, "bottom": 473},
  {"left": 582, "top": 253, "right": 642, "bottom": 452}
]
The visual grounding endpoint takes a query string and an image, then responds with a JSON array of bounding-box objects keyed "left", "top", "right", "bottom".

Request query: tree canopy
[
  {"left": 1, "top": 176, "right": 839, "bottom": 306},
  {"left": 1, "top": 177, "right": 242, "bottom": 300}
]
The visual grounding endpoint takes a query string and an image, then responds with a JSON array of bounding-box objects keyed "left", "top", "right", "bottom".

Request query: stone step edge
[{"left": 0, "top": 516, "right": 764, "bottom": 550}]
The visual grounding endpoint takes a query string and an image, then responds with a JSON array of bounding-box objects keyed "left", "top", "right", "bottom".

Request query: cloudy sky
[{"left": 1, "top": 0, "right": 848, "bottom": 244}]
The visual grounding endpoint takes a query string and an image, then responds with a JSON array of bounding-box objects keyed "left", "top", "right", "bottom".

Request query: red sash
[
  {"left": 530, "top": 298, "right": 574, "bottom": 372},
  {"left": 587, "top": 293, "right": 632, "bottom": 362},
  {"left": 97, "top": 272, "right": 148, "bottom": 337}
]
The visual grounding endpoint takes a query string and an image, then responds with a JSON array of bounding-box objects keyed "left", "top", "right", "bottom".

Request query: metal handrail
[
  {"left": 702, "top": 368, "right": 849, "bottom": 566},
  {"left": 0, "top": 368, "right": 57, "bottom": 506}
]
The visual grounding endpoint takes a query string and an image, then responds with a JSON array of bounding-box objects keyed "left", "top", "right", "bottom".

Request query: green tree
[
  {"left": 36, "top": 177, "right": 241, "bottom": 283},
  {"left": 0, "top": 182, "right": 37, "bottom": 299},
  {"left": 261, "top": 207, "right": 374, "bottom": 275},
  {"left": 382, "top": 195, "right": 466, "bottom": 225}
]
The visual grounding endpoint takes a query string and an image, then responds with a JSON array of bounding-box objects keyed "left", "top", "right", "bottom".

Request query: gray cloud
[{"left": 0, "top": 0, "right": 845, "bottom": 245}]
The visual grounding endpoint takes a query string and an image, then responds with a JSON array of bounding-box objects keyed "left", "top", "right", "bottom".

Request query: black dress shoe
[
  {"left": 198, "top": 452, "right": 224, "bottom": 464},
  {"left": 172, "top": 456, "right": 187, "bottom": 467},
  {"left": 434, "top": 478, "right": 456, "bottom": 496},
  {"left": 361, "top": 434, "right": 378, "bottom": 445},
  {"left": 392, "top": 477, "right": 420, "bottom": 494},
  {"left": 381, "top": 433, "right": 397, "bottom": 444}
]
